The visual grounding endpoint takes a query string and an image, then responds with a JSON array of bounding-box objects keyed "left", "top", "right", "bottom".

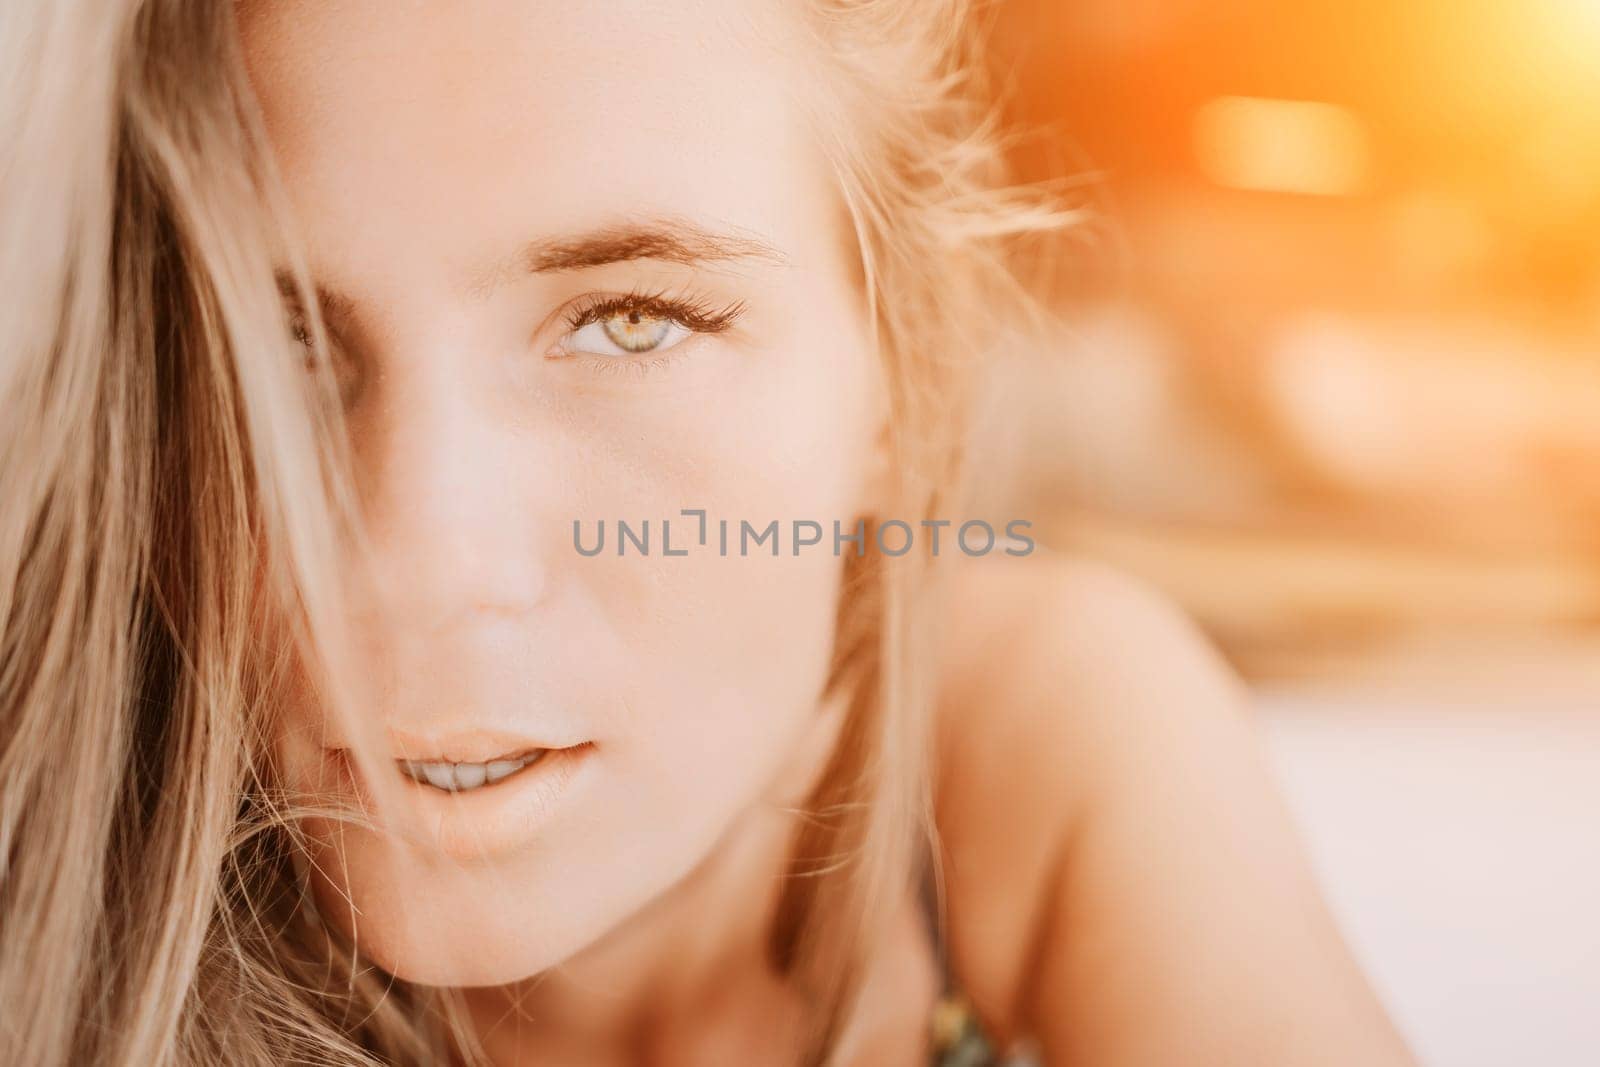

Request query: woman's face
[{"left": 240, "top": 0, "right": 881, "bottom": 985}]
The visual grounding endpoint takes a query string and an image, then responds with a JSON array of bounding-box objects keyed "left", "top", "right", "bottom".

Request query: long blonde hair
[{"left": 0, "top": 1, "right": 1070, "bottom": 1063}]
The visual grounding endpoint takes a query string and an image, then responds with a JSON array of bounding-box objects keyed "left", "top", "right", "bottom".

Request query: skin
[
  {"left": 933, "top": 558, "right": 1418, "bottom": 1065},
  {"left": 239, "top": 1, "right": 1418, "bottom": 1063}
]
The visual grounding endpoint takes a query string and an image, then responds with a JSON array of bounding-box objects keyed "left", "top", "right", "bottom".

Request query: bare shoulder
[
  {"left": 931, "top": 550, "right": 1245, "bottom": 760},
  {"left": 928, "top": 552, "right": 1416, "bottom": 1064},
  {"left": 930, "top": 550, "right": 1247, "bottom": 835},
  {"left": 927, "top": 552, "right": 1245, "bottom": 1033}
]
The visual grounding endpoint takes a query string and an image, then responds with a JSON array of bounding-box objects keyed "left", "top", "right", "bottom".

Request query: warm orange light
[
  {"left": 1552, "top": 0, "right": 1600, "bottom": 81},
  {"left": 1558, "top": 0, "right": 1600, "bottom": 35},
  {"left": 1192, "top": 96, "right": 1371, "bottom": 197}
]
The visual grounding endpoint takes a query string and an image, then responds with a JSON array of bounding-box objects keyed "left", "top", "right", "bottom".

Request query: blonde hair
[{"left": 0, "top": 1, "right": 1071, "bottom": 1064}]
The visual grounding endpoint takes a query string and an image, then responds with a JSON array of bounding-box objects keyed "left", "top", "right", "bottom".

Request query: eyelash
[
  {"left": 557, "top": 288, "right": 745, "bottom": 376},
  {"left": 287, "top": 313, "right": 314, "bottom": 353},
  {"left": 561, "top": 288, "right": 745, "bottom": 334}
]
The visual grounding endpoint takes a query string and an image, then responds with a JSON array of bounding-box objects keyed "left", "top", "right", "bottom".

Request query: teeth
[
  {"left": 484, "top": 758, "right": 525, "bottom": 784},
  {"left": 401, "top": 751, "right": 545, "bottom": 792}
]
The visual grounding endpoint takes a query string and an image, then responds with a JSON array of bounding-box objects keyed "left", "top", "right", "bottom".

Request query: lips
[
  {"left": 382, "top": 727, "right": 581, "bottom": 763},
  {"left": 383, "top": 741, "right": 596, "bottom": 860}
]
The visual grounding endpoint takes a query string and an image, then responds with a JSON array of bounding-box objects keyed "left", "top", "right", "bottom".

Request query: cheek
[
  {"left": 560, "top": 311, "right": 876, "bottom": 858},
  {"left": 582, "top": 314, "right": 875, "bottom": 718}
]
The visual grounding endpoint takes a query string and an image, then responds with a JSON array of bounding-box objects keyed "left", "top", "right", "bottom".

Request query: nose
[{"left": 358, "top": 364, "right": 547, "bottom": 629}]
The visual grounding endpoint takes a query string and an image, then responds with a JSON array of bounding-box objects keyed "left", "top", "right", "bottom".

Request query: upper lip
[{"left": 330, "top": 727, "right": 584, "bottom": 765}]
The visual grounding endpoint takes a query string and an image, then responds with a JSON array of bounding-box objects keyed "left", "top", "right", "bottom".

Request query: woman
[{"left": 0, "top": 1, "right": 1417, "bottom": 1064}]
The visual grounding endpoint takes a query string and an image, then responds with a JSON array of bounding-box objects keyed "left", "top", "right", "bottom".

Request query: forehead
[{"left": 237, "top": 0, "right": 836, "bottom": 290}]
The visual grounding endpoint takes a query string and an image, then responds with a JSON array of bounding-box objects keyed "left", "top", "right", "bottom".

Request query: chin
[
  {"left": 308, "top": 821, "right": 714, "bottom": 990},
  {"left": 341, "top": 885, "right": 596, "bottom": 988},
  {"left": 303, "top": 839, "right": 597, "bottom": 988},
  {"left": 378, "top": 933, "right": 562, "bottom": 989}
]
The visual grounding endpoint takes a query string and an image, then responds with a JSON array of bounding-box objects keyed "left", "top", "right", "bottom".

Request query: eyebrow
[
  {"left": 277, "top": 219, "right": 786, "bottom": 317},
  {"left": 474, "top": 218, "right": 788, "bottom": 294}
]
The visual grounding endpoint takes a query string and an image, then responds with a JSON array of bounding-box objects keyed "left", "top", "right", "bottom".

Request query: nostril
[
  {"left": 360, "top": 536, "right": 547, "bottom": 631},
  {"left": 469, "top": 595, "right": 538, "bottom": 619}
]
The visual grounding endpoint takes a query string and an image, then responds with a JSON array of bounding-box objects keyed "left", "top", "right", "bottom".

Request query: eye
[
  {"left": 285, "top": 306, "right": 363, "bottom": 406},
  {"left": 553, "top": 292, "right": 745, "bottom": 362},
  {"left": 562, "top": 308, "right": 694, "bottom": 357}
]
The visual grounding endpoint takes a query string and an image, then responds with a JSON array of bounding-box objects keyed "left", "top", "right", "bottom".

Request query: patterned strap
[{"left": 930, "top": 992, "right": 1007, "bottom": 1066}]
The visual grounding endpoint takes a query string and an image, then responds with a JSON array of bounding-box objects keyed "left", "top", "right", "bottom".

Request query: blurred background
[{"left": 977, "top": 2, "right": 1600, "bottom": 1063}]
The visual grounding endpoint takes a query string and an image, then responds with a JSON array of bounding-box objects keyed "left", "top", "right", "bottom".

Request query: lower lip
[{"left": 393, "top": 742, "right": 598, "bottom": 861}]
